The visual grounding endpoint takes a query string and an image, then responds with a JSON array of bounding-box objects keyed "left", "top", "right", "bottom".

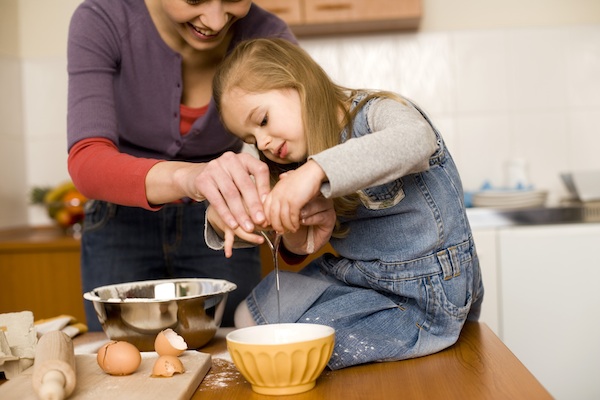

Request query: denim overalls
[{"left": 247, "top": 95, "right": 484, "bottom": 370}]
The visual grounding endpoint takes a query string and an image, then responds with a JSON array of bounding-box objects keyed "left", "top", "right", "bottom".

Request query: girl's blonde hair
[{"left": 213, "top": 38, "right": 402, "bottom": 235}]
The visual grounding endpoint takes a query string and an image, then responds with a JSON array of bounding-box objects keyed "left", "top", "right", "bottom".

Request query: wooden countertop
[
  {"left": 195, "top": 322, "right": 552, "bottom": 399},
  {"left": 0, "top": 225, "right": 80, "bottom": 252},
  {"left": 1, "top": 322, "right": 552, "bottom": 399}
]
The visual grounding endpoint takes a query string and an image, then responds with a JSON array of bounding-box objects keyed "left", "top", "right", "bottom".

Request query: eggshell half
[
  {"left": 154, "top": 328, "right": 188, "bottom": 356},
  {"left": 151, "top": 355, "right": 185, "bottom": 377}
]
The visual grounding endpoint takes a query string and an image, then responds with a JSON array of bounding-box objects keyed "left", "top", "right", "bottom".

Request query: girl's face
[
  {"left": 160, "top": 0, "right": 252, "bottom": 50},
  {"left": 221, "top": 87, "right": 307, "bottom": 164}
]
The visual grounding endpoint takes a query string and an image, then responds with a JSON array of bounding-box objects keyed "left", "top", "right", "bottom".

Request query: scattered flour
[{"left": 199, "top": 358, "right": 245, "bottom": 391}]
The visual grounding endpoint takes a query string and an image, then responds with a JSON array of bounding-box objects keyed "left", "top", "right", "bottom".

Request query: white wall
[
  {"left": 0, "top": 0, "right": 26, "bottom": 227},
  {"left": 1, "top": 0, "right": 600, "bottom": 228},
  {"left": 0, "top": 0, "right": 81, "bottom": 228},
  {"left": 421, "top": 0, "right": 600, "bottom": 31}
]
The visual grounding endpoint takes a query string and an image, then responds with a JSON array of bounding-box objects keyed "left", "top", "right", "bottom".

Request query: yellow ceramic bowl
[{"left": 226, "top": 323, "right": 335, "bottom": 395}]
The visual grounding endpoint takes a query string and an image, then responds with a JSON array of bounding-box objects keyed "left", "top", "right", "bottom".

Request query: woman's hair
[{"left": 213, "top": 38, "right": 401, "bottom": 235}]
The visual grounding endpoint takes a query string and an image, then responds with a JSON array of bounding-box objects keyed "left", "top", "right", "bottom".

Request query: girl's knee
[{"left": 234, "top": 300, "right": 257, "bottom": 328}]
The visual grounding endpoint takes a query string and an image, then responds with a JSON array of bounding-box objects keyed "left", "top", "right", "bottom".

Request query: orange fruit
[
  {"left": 63, "top": 189, "right": 87, "bottom": 215},
  {"left": 54, "top": 208, "right": 73, "bottom": 228}
]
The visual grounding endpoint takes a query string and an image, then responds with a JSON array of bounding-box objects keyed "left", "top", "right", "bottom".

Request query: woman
[{"left": 67, "top": 0, "right": 297, "bottom": 330}]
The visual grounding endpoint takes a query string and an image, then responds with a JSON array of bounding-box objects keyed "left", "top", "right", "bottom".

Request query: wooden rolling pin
[{"left": 32, "top": 331, "right": 77, "bottom": 400}]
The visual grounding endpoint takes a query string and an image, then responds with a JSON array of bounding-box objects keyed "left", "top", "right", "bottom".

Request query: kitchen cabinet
[
  {"left": 254, "top": 0, "right": 422, "bottom": 36},
  {"left": 471, "top": 219, "right": 600, "bottom": 400},
  {"left": 498, "top": 223, "right": 600, "bottom": 400},
  {"left": 0, "top": 226, "right": 85, "bottom": 323},
  {"left": 254, "top": 0, "right": 303, "bottom": 25},
  {"left": 471, "top": 228, "right": 501, "bottom": 336}
]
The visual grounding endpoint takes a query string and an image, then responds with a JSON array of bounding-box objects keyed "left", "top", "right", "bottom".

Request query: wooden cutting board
[{"left": 0, "top": 350, "right": 211, "bottom": 400}]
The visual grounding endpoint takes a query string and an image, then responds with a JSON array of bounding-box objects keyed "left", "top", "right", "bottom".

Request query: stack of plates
[{"left": 472, "top": 189, "right": 548, "bottom": 209}]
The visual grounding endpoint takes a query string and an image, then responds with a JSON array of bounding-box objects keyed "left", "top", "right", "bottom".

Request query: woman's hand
[
  {"left": 206, "top": 205, "right": 265, "bottom": 258},
  {"left": 263, "top": 160, "right": 326, "bottom": 233},
  {"left": 157, "top": 151, "right": 271, "bottom": 233},
  {"left": 197, "top": 152, "right": 271, "bottom": 232}
]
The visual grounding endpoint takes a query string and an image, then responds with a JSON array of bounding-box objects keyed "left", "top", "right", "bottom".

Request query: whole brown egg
[{"left": 96, "top": 340, "right": 142, "bottom": 376}]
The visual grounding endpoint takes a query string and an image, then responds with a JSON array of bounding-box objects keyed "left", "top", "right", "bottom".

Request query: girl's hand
[
  {"left": 282, "top": 195, "right": 336, "bottom": 255},
  {"left": 206, "top": 205, "right": 265, "bottom": 258},
  {"left": 263, "top": 160, "right": 326, "bottom": 233}
]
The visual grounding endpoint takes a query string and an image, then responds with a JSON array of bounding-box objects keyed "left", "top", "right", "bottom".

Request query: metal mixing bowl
[{"left": 83, "top": 278, "right": 237, "bottom": 351}]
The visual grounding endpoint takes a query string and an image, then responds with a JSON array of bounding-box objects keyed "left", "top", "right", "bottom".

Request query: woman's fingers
[{"left": 198, "top": 152, "right": 270, "bottom": 232}]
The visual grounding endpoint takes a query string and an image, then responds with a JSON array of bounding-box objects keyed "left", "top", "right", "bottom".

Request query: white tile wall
[
  {"left": 0, "top": 55, "right": 28, "bottom": 227},
  {"left": 566, "top": 26, "right": 600, "bottom": 108},
  {"left": 452, "top": 30, "right": 510, "bottom": 114},
  {"left": 455, "top": 114, "right": 512, "bottom": 192},
  {"left": 0, "top": 134, "right": 28, "bottom": 227},
  {"left": 22, "top": 57, "right": 71, "bottom": 190},
  {"left": 0, "top": 57, "right": 23, "bottom": 137},
  {"left": 22, "top": 58, "right": 69, "bottom": 141},
  {"left": 1, "top": 24, "right": 600, "bottom": 228}
]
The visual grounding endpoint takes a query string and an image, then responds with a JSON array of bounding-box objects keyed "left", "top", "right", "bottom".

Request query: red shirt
[{"left": 68, "top": 105, "right": 208, "bottom": 210}]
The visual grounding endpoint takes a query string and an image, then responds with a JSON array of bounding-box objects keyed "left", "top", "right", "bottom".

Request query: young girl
[{"left": 207, "top": 38, "right": 484, "bottom": 370}]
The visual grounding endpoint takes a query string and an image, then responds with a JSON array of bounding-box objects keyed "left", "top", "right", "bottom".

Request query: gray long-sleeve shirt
[{"left": 312, "top": 97, "right": 437, "bottom": 199}]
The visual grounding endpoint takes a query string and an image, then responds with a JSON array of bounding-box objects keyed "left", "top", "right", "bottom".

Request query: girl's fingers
[{"left": 223, "top": 229, "right": 235, "bottom": 258}]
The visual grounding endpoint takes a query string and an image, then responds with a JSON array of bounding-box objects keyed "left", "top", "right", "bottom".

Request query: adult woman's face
[{"left": 160, "top": 0, "right": 252, "bottom": 51}]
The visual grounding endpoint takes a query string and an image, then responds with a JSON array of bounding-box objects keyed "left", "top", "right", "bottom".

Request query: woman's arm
[
  {"left": 68, "top": 138, "right": 162, "bottom": 210},
  {"left": 148, "top": 151, "right": 271, "bottom": 231},
  {"left": 69, "top": 138, "right": 271, "bottom": 231}
]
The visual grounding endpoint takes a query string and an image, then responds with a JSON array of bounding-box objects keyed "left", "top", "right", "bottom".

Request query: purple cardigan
[{"left": 67, "top": 0, "right": 296, "bottom": 162}]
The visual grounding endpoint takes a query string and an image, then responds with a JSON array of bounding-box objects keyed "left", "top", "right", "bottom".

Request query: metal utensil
[{"left": 260, "top": 231, "right": 282, "bottom": 323}]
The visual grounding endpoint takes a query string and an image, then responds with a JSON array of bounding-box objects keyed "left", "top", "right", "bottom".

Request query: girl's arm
[
  {"left": 265, "top": 97, "right": 438, "bottom": 232},
  {"left": 310, "top": 97, "right": 438, "bottom": 199}
]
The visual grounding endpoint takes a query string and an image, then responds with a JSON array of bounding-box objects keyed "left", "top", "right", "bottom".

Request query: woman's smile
[{"left": 187, "top": 22, "right": 221, "bottom": 39}]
